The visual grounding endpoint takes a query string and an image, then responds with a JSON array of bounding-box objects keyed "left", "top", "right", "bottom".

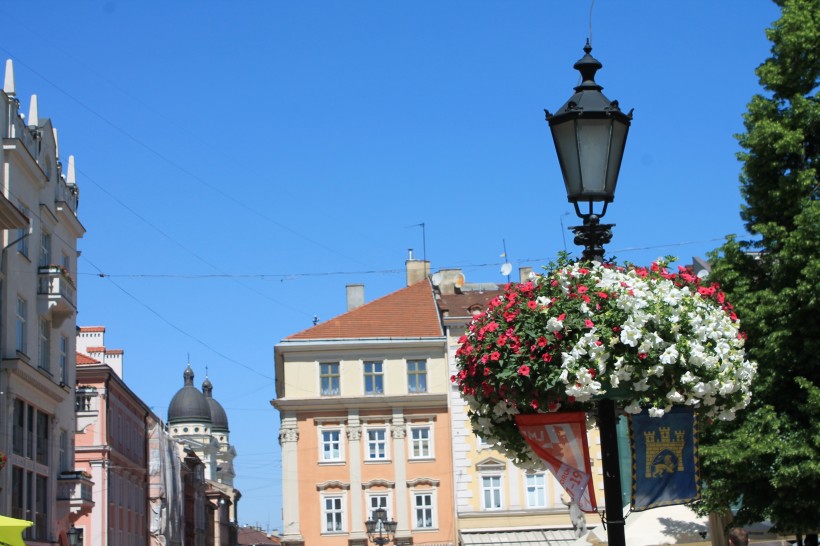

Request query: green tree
[{"left": 699, "top": 0, "right": 820, "bottom": 541}]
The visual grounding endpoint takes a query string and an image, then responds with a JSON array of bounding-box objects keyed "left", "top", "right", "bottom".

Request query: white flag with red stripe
[{"left": 516, "top": 412, "right": 597, "bottom": 513}]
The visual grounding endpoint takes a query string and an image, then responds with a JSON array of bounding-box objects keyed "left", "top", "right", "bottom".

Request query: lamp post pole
[{"left": 545, "top": 41, "right": 632, "bottom": 546}]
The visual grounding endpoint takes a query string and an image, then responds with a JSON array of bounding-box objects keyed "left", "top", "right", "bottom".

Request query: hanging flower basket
[{"left": 451, "top": 257, "right": 757, "bottom": 466}]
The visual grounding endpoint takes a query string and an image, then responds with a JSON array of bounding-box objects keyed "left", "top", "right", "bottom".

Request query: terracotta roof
[
  {"left": 79, "top": 326, "right": 105, "bottom": 332},
  {"left": 237, "top": 527, "right": 280, "bottom": 545},
  {"left": 438, "top": 287, "right": 503, "bottom": 322},
  {"left": 106, "top": 349, "right": 124, "bottom": 355},
  {"left": 76, "top": 352, "right": 100, "bottom": 365},
  {"left": 286, "top": 280, "right": 442, "bottom": 340},
  {"left": 86, "top": 346, "right": 105, "bottom": 352}
]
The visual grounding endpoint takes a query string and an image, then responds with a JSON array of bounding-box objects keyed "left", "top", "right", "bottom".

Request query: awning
[
  {"left": 461, "top": 528, "right": 580, "bottom": 545},
  {"left": 0, "top": 515, "right": 33, "bottom": 546}
]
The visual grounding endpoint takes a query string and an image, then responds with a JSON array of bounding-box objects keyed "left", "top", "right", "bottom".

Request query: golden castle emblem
[{"left": 644, "top": 427, "right": 686, "bottom": 478}]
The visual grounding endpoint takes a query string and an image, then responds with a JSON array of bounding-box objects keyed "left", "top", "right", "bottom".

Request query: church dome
[
  {"left": 168, "top": 365, "right": 212, "bottom": 425},
  {"left": 203, "top": 377, "right": 229, "bottom": 433}
]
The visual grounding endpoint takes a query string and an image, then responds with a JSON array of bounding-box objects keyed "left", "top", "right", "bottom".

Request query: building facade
[
  {"left": 273, "top": 261, "right": 456, "bottom": 546},
  {"left": 168, "top": 364, "right": 241, "bottom": 546},
  {"left": 0, "top": 59, "right": 89, "bottom": 546},
  {"left": 74, "top": 326, "right": 156, "bottom": 546}
]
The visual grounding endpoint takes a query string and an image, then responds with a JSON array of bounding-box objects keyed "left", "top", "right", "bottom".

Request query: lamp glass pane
[
  {"left": 550, "top": 120, "right": 582, "bottom": 198},
  {"left": 577, "top": 118, "right": 612, "bottom": 197},
  {"left": 605, "top": 120, "right": 629, "bottom": 197}
]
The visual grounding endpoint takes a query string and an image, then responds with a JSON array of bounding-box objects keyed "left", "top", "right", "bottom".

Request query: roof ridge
[{"left": 285, "top": 280, "right": 442, "bottom": 340}]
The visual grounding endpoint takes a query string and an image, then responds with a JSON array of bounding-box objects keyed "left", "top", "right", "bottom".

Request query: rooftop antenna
[
  {"left": 500, "top": 239, "right": 512, "bottom": 282},
  {"left": 560, "top": 212, "right": 570, "bottom": 252},
  {"left": 406, "top": 223, "right": 427, "bottom": 262}
]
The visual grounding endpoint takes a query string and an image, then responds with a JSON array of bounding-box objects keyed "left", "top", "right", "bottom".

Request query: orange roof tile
[
  {"left": 286, "top": 280, "right": 442, "bottom": 340},
  {"left": 79, "top": 326, "right": 105, "bottom": 332},
  {"left": 86, "top": 346, "right": 105, "bottom": 352},
  {"left": 106, "top": 349, "right": 124, "bottom": 355},
  {"left": 76, "top": 352, "right": 100, "bottom": 365}
]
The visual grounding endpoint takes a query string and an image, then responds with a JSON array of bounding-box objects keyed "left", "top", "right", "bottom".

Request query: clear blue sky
[{"left": 1, "top": 0, "right": 781, "bottom": 533}]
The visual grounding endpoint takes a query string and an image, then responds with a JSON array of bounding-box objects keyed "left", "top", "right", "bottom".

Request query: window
[
  {"left": 16, "top": 297, "right": 27, "bottom": 354},
  {"left": 364, "top": 361, "right": 383, "bottom": 395},
  {"left": 36, "top": 411, "right": 49, "bottom": 465},
  {"left": 526, "top": 473, "right": 548, "bottom": 508},
  {"left": 407, "top": 359, "right": 427, "bottom": 393},
  {"left": 481, "top": 475, "right": 503, "bottom": 510},
  {"left": 320, "top": 429, "right": 342, "bottom": 462},
  {"left": 38, "top": 318, "right": 50, "bottom": 372},
  {"left": 320, "top": 363, "right": 340, "bottom": 396},
  {"left": 367, "top": 494, "right": 390, "bottom": 531},
  {"left": 409, "top": 426, "right": 432, "bottom": 459},
  {"left": 322, "top": 495, "right": 344, "bottom": 533},
  {"left": 16, "top": 206, "right": 29, "bottom": 257},
  {"left": 413, "top": 492, "right": 434, "bottom": 529},
  {"left": 59, "top": 336, "right": 68, "bottom": 384},
  {"left": 39, "top": 231, "right": 51, "bottom": 267},
  {"left": 366, "top": 428, "right": 388, "bottom": 461}
]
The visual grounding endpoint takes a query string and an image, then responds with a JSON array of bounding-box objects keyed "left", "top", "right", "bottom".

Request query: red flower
[
  {"left": 577, "top": 285, "right": 588, "bottom": 294},
  {"left": 518, "top": 365, "right": 531, "bottom": 377},
  {"left": 584, "top": 319, "right": 595, "bottom": 328},
  {"left": 597, "top": 291, "right": 609, "bottom": 299},
  {"left": 527, "top": 300, "right": 537, "bottom": 310},
  {"left": 490, "top": 351, "right": 501, "bottom": 361},
  {"left": 530, "top": 399, "right": 539, "bottom": 410}
]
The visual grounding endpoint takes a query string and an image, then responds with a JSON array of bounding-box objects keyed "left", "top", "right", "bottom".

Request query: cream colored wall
[{"left": 282, "top": 346, "right": 448, "bottom": 399}]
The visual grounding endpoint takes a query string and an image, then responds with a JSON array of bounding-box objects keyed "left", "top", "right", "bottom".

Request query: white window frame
[
  {"left": 525, "top": 472, "right": 548, "bottom": 508},
  {"left": 39, "top": 230, "right": 51, "bottom": 267},
  {"left": 363, "top": 361, "right": 384, "bottom": 395},
  {"left": 320, "top": 494, "right": 346, "bottom": 533},
  {"left": 16, "top": 206, "right": 29, "bottom": 258},
  {"left": 319, "top": 362, "right": 340, "bottom": 396},
  {"left": 407, "top": 359, "right": 427, "bottom": 393},
  {"left": 366, "top": 493, "right": 392, "bottom": 531},
  {"left": 319, "top": 428, "right": 344, "bottom": 463},
  {"left": 411, "top": 490, "right": 437, "bottom": 530},
  {"left": 365, "top": 427, "right": 389, "bottom": 462},
  {"left": 408, "top": 424, "right": 433, "bottom": 460},
  {"left": 16, "top": 297, "right": 27, "bottom": 354},
  {"left": 38, "top": 318, "right": 50, "bottom": 372},
  {"left": 59, "top": 336, "right": 68, "bottom": 385},
  {"left": 481, "top": 474, "right": 503, "bottom": 511}
]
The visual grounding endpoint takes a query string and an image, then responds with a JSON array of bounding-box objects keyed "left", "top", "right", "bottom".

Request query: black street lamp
[
  {"left": 67, "top": 524, "right": 81, "bottom": 546},
  {"left": 545, "top": 40, "right": 632, "bottom": 263},
  {"left": 546, "top": 42, "right": 632, "bottom": 546},
  {"left": 365, "top": 508, "right": 397, "bottom": 546}
]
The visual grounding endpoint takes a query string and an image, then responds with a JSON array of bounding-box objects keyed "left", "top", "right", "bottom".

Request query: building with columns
[
  {"left": 273, "top": 260, "right": 456, "bottom": 546},
  {"left": 168, "top": 364, "right": 241, "bottom": 546},
  {"left": 0, "top": 58, "right": 89, "bottom": 546}
]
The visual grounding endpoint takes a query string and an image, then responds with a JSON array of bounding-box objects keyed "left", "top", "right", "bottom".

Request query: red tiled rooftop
[
  {"left": 76, "top": 353, "right": 100, "bottom": 365},
  {"left": 106, "top": 349, "right": 124, "bottom": 355},
  {"left": 79, "top": 326, "right": 105, "bottom": 332},
  {"left": 286, "top": 280, "right": 442, "bottom": 340},
  {"left": 86, "top": 346, "right": 105, "bottom": 352}
]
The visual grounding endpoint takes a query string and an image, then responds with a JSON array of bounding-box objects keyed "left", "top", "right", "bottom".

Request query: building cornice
[{"left": 271, "top": 392, "right": 447, "bottom": 412}]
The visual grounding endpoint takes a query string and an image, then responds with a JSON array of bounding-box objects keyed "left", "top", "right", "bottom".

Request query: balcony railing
[
  {"left": 57, "top": 471, "right": 94, "bottom": 517},
  {"left": 37, "top": 265, "right": 77, "bottom": 325}
]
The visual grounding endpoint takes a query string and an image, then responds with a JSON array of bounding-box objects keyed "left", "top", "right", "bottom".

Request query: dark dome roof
[
  {"left": 203, "top": 377, "right": 229, "bottom": 433},
  {"left": 168, "top": 365, "right": 212, "bottom": 425}
]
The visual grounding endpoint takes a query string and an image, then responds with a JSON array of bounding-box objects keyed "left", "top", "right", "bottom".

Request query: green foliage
[{"left": 699, "top": 0, "right": 820, "bottom": 534}]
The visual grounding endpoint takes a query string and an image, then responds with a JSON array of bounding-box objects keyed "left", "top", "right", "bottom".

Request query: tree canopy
[{"left": 699, "top": 0, "right": 820, "bottom": 536}]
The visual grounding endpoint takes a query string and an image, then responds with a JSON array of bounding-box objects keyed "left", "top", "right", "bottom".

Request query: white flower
[
  {"left": 660, "top": 346, "right": 679, "bottom": 365},
  {"left": 624, "top": 400, "right": 643, "bottom": 414},
  {"left": 648, "top": 407, "right": 666, "bottom": 418},
  {"left": 666, "top": 390, "right": 685, "bottom": 404},
  {"left": 547, "top": 316, "right": 564, "bottom": 332}
]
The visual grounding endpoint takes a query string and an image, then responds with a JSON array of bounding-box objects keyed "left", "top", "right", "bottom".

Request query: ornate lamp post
[
  {"left": 365, "top": 508, "right": 397, "bottom": 546},
  {"left": 545, "top": 40, "right": 632, "bottom": 263},
  {"left": 545, "top": 42, "right": 633, "bottom": 546}
]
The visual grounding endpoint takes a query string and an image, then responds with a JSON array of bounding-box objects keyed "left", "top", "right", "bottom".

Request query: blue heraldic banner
[{"left": 630, "top": 406, "right": 701, "bottom": 511}]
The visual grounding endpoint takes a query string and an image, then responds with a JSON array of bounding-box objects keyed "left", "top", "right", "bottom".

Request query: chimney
[
  {"left": 346, "top": 284, "right": 364, "bottom": 311},
  {"left": 405, "top": 248, "right": 430, "bottom": 286},
  {"left": 519, "top": 267, "right": 533, "bottom": 282}
]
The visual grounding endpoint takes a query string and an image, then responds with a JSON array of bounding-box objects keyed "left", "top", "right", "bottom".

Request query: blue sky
[{"left": 1, "top": 1, "right": 781, "bottom": 534}]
